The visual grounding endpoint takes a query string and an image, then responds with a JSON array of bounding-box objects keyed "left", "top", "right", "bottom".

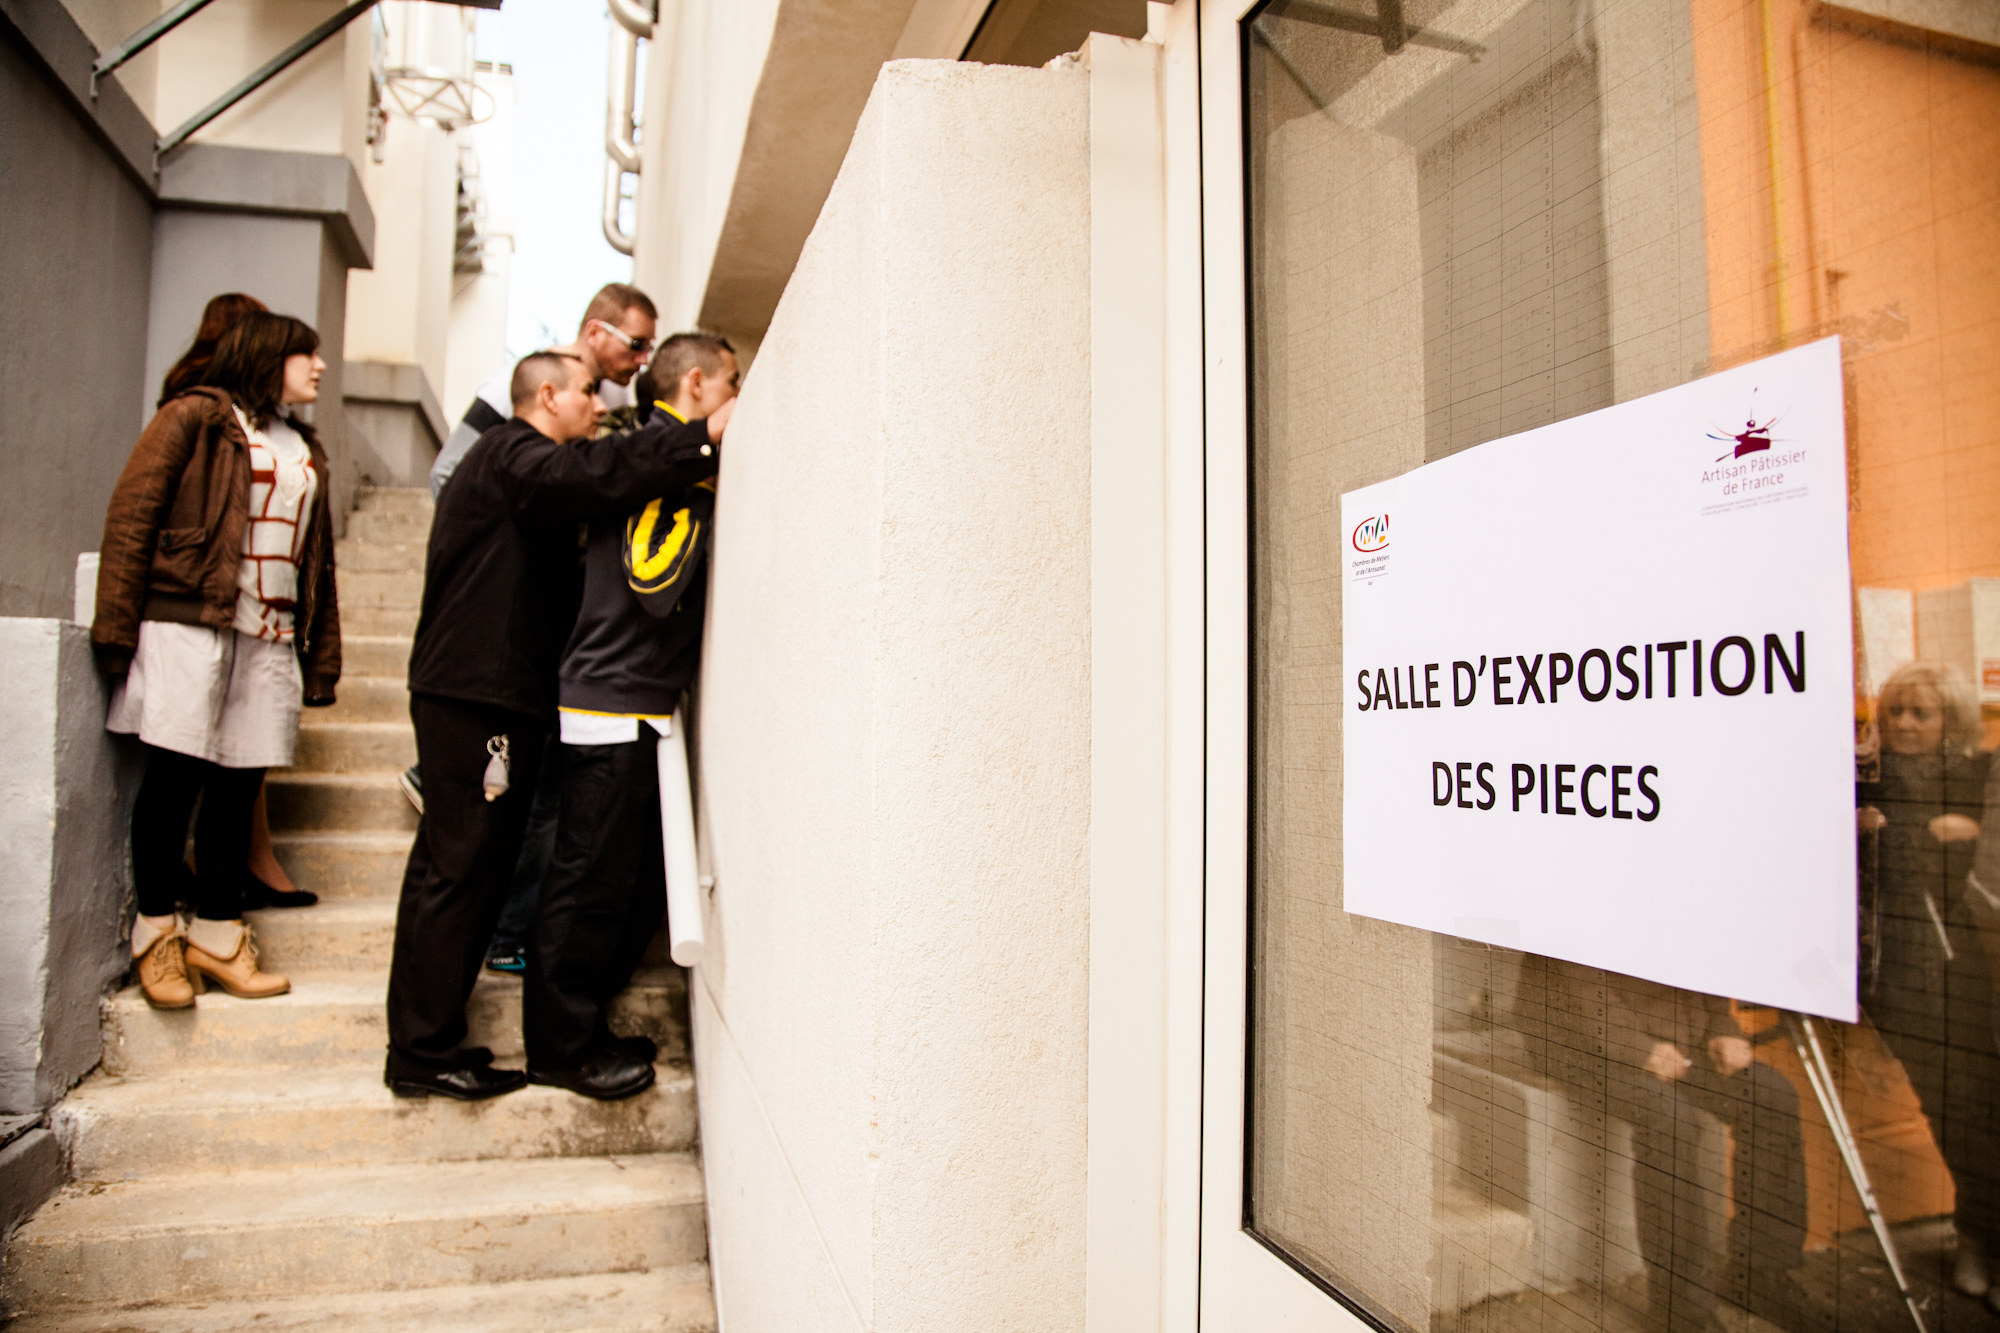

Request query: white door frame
[{"left": 1194, "top": 1, "right": 1383, "bottom": 1325}]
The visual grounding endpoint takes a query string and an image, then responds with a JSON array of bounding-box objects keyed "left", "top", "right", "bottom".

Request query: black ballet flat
[{"left": 241, "top": 874, "right": 318, "bottom": 909}]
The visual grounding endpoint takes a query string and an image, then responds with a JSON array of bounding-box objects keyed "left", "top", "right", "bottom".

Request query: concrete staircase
[{"left": 0, "top": 488, "right": 715, "bottom": 1332}]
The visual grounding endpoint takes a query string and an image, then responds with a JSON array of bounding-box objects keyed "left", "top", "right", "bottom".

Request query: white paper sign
[{"left": 1341, "top": 338, "right": 1857, "bottom": 1020}]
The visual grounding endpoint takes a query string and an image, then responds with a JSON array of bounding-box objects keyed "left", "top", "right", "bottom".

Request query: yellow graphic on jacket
[{"left": 623, "top": 477, "right": 716, "bottom": 606}]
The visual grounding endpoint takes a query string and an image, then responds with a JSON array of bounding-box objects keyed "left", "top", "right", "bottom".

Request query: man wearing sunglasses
[
  {"left": 427, "top": 283, "right": 659, "bottom": 501},
  {"left": 402, "top": 284, "right": 661, "bottom": 822}
]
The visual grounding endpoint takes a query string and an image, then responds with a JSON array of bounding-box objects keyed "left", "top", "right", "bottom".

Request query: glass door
[{"left": 1202, "top": 0, "right": 2000, "bottom": 1327}]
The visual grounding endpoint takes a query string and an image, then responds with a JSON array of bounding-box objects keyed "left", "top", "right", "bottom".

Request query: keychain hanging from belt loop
[{"left": 483, "top": 734, "right": 511, "bottom": 802}]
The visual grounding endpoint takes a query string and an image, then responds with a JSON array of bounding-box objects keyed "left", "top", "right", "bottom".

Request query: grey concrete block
[
  {"left": 0, "top": 621, "right": 137, "bottom": 1116},
  {"left": 0, "top": 1129, "right": 66, "bottom": 1245},
  {"left": 158, "top": 145, "right": 375, "bottom": 269}
]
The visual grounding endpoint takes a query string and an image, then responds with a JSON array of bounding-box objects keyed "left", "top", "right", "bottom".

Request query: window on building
[{"left": 1243, "top": 1, "right": 2000, "bottom": 1330}]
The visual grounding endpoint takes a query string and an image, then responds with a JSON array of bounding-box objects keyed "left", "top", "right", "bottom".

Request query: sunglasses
[{"left": 591, "top": 320, "right": 654, "bottom": 355}]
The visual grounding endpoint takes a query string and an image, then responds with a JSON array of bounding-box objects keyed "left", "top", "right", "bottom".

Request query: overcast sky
[{"left": 476, "top": 1, "right": 634, "bottom": 354}]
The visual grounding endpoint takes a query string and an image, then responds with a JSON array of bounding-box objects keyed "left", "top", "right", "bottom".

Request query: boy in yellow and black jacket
[{"left": 522, "top": 334, "right": 738, "bottom": 1100}]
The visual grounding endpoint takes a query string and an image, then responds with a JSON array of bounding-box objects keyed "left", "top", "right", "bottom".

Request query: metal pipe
[
  {"left": 600, "top": 0, "right": 644, "bottom": 255},
  {"left": 655, "top": 711, "right": 705, "bottom": 967},
  {"left": 158, "top": 0, "right": 379, "bottom": 157},
  {"left": 604, "top": 156, "right": 636, "bottom": 255},
  {"left": 606, "top": 22, "right": 640, "bottom": 173},
  {"left": 608, "top": 0, "right": 655, "bottom": 38},
  {"left": 92, "top": 0, "right": 220, "bottom": 94},
  {"left": 1786, "top": 1013, "right": 1929, "bottom": 1333}
]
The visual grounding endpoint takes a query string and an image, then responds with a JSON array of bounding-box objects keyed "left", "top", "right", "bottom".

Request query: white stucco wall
[
  {"left": 443, "top": 69, "right": 515, "bottom": 422},
  {"left": 630, "top": 0, "right": 987, "bottom": 347},
  {"left": 630, "top": 0, "right": 784, "bottom": 333},
  {"left": 153, "top": 0, "right": 370, "bottom": 173},
  {"left": 346, "top": 117, "right": 457, "bottom": 397},
  {"left": 693, "top": 58, "right": 1091, "bottom": 1332},
  {"left": 0, "top": 620, "right": 136, "bottom": 1116}
]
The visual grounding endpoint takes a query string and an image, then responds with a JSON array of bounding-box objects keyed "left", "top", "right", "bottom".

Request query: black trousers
[
  {"left": 1877, "top": 1021, "right": 2000, "bottom": 1251},
  {"left": 488, "top": 739, "right": 568, "bottom": 956},
  {"left": 130, "top": 745, "right": 264, "bottom": 920},
  {"left": 1610, "top": 1058, "right": 1809, "bottom": 1329},
  {"left": 386, "top": 695, "right": 546, "bottom": 1077},
  {"left": 523, "top": 736, "right": 667, "bottom": 1069}
]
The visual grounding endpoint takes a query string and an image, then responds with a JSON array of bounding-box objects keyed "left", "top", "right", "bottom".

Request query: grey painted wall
[
  {"left": 0, "top": 619, "right": 135, "bottom": 1117},
  {"left": 0, "top": 34, "right": 155, "bottom": 620},
  {"left": 143, "top": 211, "right": 330, "bottom": 428},
  {"left": 148, "top": 209, "right": 361, "bottom": 528}
]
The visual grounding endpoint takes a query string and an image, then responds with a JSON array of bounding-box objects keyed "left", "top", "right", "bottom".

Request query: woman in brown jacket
[
  {"left": 155, "top": 293, "right": 321, "bottom": 910},
  {"left": 92, "top": 312, "right": 341, "bottom": 1009}
]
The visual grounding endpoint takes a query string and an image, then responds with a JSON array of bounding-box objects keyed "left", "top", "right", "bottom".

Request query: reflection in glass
[{"left": 1241, "top": 1, "right": 2000, "bottom": 1332}]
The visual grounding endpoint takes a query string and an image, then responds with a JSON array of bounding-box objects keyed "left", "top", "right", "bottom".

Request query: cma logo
[{"left": 1352, "top": 514, "right": 1390, "bottom": 553}]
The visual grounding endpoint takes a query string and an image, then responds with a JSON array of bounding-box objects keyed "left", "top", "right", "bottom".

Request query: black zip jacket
[
  {"left": 408, "top": 413, "right": 717, "bottom": 719},
  {"left": 557, "top": 422, "right": 718, "bottom": 716}
]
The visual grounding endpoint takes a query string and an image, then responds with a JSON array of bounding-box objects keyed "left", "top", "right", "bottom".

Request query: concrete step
[
  {"left": 248, "top": 899, "right": 673, "bottom": 974},
  {"left": 0, "top": 1129, "right": 65, "bottom": 1245},
  {"left": 270, "top": 832, "right": 410, "bottom": 899},
  {"left": 243, "top": 898, "right": 394, "bottom": 971},
  {"left": 337, "top": 634, "right": 411, "bottom": 679},
  {"left": 310, "top": 674, "right": 408, "bottom": 724},
  {"left": 340, "top": 603, "right": 420, "bottom": 637},
  {"left": 101, "top": 969, "right": 689, "bottom": 1076},
  {"left": 265, "top": 770, "right": 417, "bottom": 833},
  {"left": 2, "top": 1153, "right": 705, "bottom": 1310},
  {"left": 334, "top": 539, "right": 426, "bottom": 574},
  {"left": 1, "top": 1265, "right": 716, "bottom": 1332},
  {"left": 57, "top": 1061, "right": 697, "bottom": 1178},
  {"left": 354, "top": 486, "right": 433, "bottom": 516},
  {"left": 343, "top": 510, "right": 432, "bottom": 545},
  {"left": 290, "top": 720, "right": 416, "bottom": 773},
  {"left": 338, "top": 568, "right": 423, "bottom": 610}
]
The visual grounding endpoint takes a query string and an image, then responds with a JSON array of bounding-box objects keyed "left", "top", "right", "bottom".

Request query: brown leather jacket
[{"left": 91, "top": 388, "right": 340, "bottom": 702}]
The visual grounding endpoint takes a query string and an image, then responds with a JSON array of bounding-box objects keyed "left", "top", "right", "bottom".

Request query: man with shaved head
[
  {"left": 385, "top": 347, "right": 733, "bottom": 1101},
  {"left": 518, "top": 332, "right": 740, "bottom": 1100}
]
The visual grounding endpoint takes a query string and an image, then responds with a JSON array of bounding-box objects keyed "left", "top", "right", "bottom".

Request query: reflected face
[{"left": 1881, "top": 685, "right": 1947, "bottom": 755}]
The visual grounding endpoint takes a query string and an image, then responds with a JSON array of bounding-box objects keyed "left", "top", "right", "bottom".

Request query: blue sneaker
[{"left": 485, "top": 949, "right": 526, "bottom": 975}]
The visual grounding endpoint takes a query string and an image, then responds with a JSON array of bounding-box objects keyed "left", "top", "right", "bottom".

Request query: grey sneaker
[{"left": 397, "top": 764, "right": 424, "bottom": 815}]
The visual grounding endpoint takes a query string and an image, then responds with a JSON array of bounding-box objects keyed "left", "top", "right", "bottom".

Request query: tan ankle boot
[
  {"left": 135, "top": 930, "right": 195, "bottom": 1010},
  {"left": 184, "top": 919, "right": 289, "bottom": 999}
]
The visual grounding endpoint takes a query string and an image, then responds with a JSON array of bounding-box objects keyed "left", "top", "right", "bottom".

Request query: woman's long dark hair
[
  {"left": 159, "top": 293, "right": 268, "bottom": 405},
  {"left": 204, "top": 312, "right": 320, "bottom": 425}
]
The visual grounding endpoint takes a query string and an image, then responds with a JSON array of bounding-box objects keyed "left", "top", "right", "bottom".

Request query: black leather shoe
[
  {"left": 528, "top": 1049, "right": 656, "bottom": 1101},
  {"left": 386, "top": 1064, "right": 528, "bottom": 1101},
  {"left": 615, "top": 1033, "right": 658, "bottom": 1064},
  {"left": 242, "top": 874, "right": 318, "bottom": 910},
  {"left": 595, "top": 1025, "right": 657, "bottom": 1064}
]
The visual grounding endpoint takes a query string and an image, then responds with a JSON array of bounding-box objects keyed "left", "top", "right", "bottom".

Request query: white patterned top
[{"left": 231, "top": 408, "right": 318, "bottom": 642}]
